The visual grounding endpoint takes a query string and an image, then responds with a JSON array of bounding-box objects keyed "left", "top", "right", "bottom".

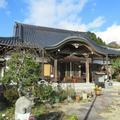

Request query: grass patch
[
  {"left": 63, "top": 114, "right": 78, "bottom": 120},
  {"left": 0, "top": 103, "right": 47, "bottom": 120},
  {"left": 32, "top": 104, "right": 47, "bottom": 117}
]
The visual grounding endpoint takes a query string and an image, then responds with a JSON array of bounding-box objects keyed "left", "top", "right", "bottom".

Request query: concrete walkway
[
  {"left": 79, "top": 89, "right": 116, "bottom": 120},
  {"left": 55, "top": 86, "right": 120, "bottom": 120}
]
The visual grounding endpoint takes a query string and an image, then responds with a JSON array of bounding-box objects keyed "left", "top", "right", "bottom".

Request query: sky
[{"left": 0, "top": 0, "right": 120, "bottom": 44}]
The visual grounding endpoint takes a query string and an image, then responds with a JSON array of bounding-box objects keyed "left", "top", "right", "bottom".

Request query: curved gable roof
[{"left": 14, "top": 22, "right": 120, "bottom": 56}]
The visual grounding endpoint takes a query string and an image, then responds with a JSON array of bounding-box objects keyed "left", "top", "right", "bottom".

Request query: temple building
[{"left": 0, "top": 22, "right": 120, "bottom": 83}]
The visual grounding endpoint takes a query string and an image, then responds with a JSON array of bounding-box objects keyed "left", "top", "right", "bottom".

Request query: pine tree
[{"left": 2, "top": 51, "right": 41, "bottom": 86}]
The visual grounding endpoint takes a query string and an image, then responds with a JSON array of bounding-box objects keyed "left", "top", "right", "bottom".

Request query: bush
[
  {"left": 0, "top": 92, "right": 9, "bottom": 110},
  {"left": 33, "top": 84, "right": 54, "bottom": 103},
  {"left": 0, "top": 102, "right": 6, "bottom": 111},
  {"left": 66, "top": 85, "right": 76, "bottom": 99},
  {"left": 32, "top": 104, "right": 46, "bottom": 117},
  {"left": 33, "top": 83, "right": 69, "bottom": 104},
  {"left": 116, "top": 75, "right": 120, "bottom": 82},
  {"left": 3, "top": 87, "right": 19, "bottom": 106},
  {"left": 59, "top": 90, "right": 68, "bottom": 101}
]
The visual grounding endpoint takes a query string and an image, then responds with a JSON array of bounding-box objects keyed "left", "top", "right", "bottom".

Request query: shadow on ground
[
  {"left": 83, "top": 96, "right": 97, "bottom": 120},
  {"left": 36, "top": 111, "right": 64, "bottom": 120}
]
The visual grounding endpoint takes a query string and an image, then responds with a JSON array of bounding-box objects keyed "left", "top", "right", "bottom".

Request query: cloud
[
  {"left": 24, "top": 0, "right": 105, "bottom": 31},
  {"left": 0, "top": 0, "right": 7, "bottom": 8},
  {"left": 87, "top": 17, "right": 105, "bottom": 30},
  {"left": 96, "top": 24, "right": 120, "bottom": 44},
  {"left": 24, "top": 0, "right": 88, "bottom": 26},
  {"left": 58, "top": 16, "right": 105, "bottom": 31}
]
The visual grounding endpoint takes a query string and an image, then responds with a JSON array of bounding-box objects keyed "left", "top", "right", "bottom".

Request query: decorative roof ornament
[{"left": 72, "top": 43, "right": 80, "bottom": 48}]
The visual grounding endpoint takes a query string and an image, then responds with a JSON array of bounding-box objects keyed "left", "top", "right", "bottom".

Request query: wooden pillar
[
  {"left": 106, "top": 54, "right": 109, "bottom": 79},
  {"left": 78, "top": 65, "right": 81, "bottom": 77},
  {"left": 70, "top": 62, "right": 72, "bottom": 77},
  {"left": 65, "top": 63, "right": 67, "bottom": 76},
  {"left": 91, "top": 57, "right": 93, "bottom": 82},
  {"left": 85, "top": 55, "right": 90, "bottom": 83},
  {"left": 54, "top": 59, "right": 58, "bottom": 81},
  {"left": 41, "top": 49, "right": 44, "bottom": 79}
]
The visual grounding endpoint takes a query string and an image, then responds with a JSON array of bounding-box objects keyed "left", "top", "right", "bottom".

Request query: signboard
[{"left": 44, "top": 64, "right": 51, "bottom": 76}]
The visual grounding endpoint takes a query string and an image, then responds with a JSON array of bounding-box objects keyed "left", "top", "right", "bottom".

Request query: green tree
[
  {"left": 2, "top": 51, "right": 41, "bottom": 86},
  {"left": 112, "top": 57, "right": 120, "bottom": 74},
  {"left": 111, "top": 57, "right": 120, "bottom": 82},
  {"left": 87, "top": 31, "right": 106, "bottom": 45}
]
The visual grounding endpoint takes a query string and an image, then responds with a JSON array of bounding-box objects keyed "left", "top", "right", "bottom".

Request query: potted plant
[
  {"left": 75, "top": 92, "right": 80, "bottom": 102},
  {"left": 94, "top": 85, "right": 102, "bottom": 96},
  {"left": 75, "top": 95, "right": 80, "bottom": 102},
  {"left": 82, "top": 91, "right": 87, "bottom": 100}
]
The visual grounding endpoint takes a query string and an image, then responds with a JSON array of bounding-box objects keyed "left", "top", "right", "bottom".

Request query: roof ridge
[{"left": 0, "top": 37, "right": 18, "bottom": 39}]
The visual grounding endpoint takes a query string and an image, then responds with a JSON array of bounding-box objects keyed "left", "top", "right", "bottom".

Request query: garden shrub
[
  {"left": 0, "top": 102, "right": 6, "bottom": 111},
  {"left": 116, "top": 75, "right": 120, "bottom": 82},
  {"left": 66, "top": 85, "right": 76, "bottom": 99},
  {"left": 32, "top": 104, "right": 46, "bottom": 117},
  {"left": 33, "top": 84, "right": 54, "bottom": 103},
  {"left": 0, "top": 95, "right": 9, "bottom": 110},
  {"left": 112, "top": 57, "right": 120, "bottom": 81},
  {"left": 59, "top": 90, "right": 68, "bottom": 101},
  {"left": 33, "top": 83, "right": 69, "bottom": 104},
  {"left": 3, "top": 86, "right": 19, "bottom": 106},
  {"left": 51, "top": 84, "right": 67, "bottom": 102}
]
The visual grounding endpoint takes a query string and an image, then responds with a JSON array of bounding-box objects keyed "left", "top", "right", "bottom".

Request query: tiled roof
[
  {"left": 10, "top": 22, "right": 120, "bottom": 56},
  {"left": 0, "top": 37, "right": 20, "bottom": 46},
  {"left": 0, "top": 37, "right": 42, "bottom": 49},
  {"left": 14, "top": 22, "right": 101, "bottom": 49}
]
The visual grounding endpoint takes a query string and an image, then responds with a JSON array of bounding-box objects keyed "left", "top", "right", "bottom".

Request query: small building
[{"left": 0, "top": 22, "right": 120, "bottom": 83}]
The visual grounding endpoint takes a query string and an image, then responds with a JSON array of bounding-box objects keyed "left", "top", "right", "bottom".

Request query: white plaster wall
[{"left": 52, "top": 83, "right": 95, "bottom": 92}]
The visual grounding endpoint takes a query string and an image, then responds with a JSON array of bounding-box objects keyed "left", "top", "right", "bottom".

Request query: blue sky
[{"left": 0, "top": 0, "right": 120, "bottom": 43}]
